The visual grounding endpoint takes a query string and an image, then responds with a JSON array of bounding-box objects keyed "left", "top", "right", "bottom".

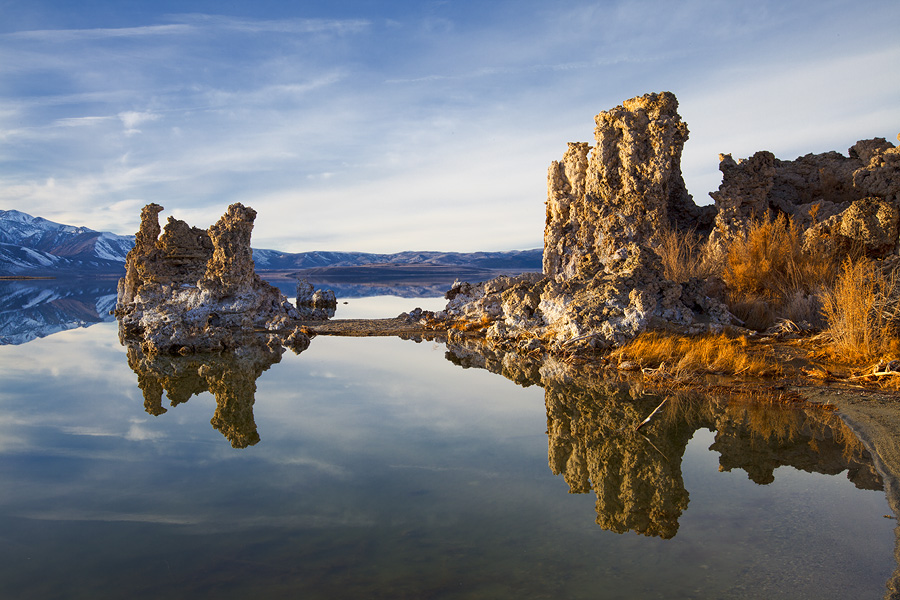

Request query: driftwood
[
  {"left": 634, "top": 397, "right": 669, "bottom": 432},
  {"left": 849, "top": 369, "right": 900, "bottom": 381}
]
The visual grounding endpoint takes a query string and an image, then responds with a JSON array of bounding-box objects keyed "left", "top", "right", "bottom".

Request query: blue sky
[{"left": 1, "top": 0, "right": 898, "bottom": 253}]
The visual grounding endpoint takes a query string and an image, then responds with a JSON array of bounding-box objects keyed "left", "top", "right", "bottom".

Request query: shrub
[
  {"left": 722, "top": 214, "right": 839, "bottom": 329},
  {"left": 821, "top": 258, "right": 900, "bottom": 361},
  {"left": 655, "top": 226, "right": 721, "bottom": 283}
]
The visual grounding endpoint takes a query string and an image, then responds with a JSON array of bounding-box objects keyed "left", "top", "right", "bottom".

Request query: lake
[{"left": 0, "top": 283, "right": 896, "bottom": 599}]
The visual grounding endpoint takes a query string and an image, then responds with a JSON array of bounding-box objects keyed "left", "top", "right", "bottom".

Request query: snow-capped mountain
[
  {"left": 1, "top": 208, "right": 542, "bottom": 277},
  {"left": 252, "top": 248, "right": 543, "bottom": 271},
  {"left": 0, "top": 209, "right": 134, "bottom": 275}
]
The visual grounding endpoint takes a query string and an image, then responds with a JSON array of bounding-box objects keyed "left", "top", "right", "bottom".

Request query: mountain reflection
[
  {"left": 0, "top": 279, "right": 117, "bottom": 345},
  {"left": 444, "top": 338, "right": 883, "bottom": 539},
  {"left": 125, "top": 341, "right": 286, "bottom": 448}
]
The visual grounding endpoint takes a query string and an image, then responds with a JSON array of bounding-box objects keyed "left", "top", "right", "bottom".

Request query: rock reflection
[
  {"left": 443, "top": 338, "right": 883, "bottom": 539},
  {"left": 125, "top": 340, "right": 287, "bottom": 448}
]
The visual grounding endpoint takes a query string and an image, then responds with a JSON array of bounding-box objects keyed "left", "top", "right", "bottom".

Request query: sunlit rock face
[
  {"left": 544, "top": 92, "right": 713, "bottom": 281},
  {"left": 125, "top": 338, "right": 288, "bottom": 448},
  {"left": 711, "top": 134, "right": 900, "bottom": 257},
  {"left": 115, "top": 204, "right": 308, "bottom": 354},
  {"left": 440, "top": 92, "right": 730, "bottom": 351}
]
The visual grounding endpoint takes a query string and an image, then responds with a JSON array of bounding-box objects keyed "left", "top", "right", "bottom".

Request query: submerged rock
[{"left": 115, "top": 203, "right": 311, "bottom": 354}]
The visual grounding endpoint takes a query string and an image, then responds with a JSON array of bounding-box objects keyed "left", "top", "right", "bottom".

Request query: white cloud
[
  {"left": 118, "top": 111, "right": 161, "bottom": 132},
  {"left": 2, "top": 24, "right": 193, "bottom": 42},
  {"left": 0, "top": 1, "right": 898, "bottom": 251}
]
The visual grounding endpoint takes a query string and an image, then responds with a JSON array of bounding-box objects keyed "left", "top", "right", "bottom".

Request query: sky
[{"left": 0, "top": 0, "right": 898, "bottom": 253}]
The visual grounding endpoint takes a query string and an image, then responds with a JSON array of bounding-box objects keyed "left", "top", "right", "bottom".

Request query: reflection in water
[
  {"left": 68, "top": 324, "right": 894, "bottom": 598},
  {"left": 125, "top": 340, "right": 287, "bottom": 448},
  {"left": 546, "top": 374, "right": 882, "bottom": 539},
  {"left": 444, "top": 338, "right": 883, "bottom": 540},
  {"left": 0, "top": 279, "right": 117, "bottom": 345}
]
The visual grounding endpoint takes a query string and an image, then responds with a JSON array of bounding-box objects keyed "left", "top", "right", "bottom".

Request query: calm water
[{"left": 0, "top": 292, "right": 896, "bottom": 599}]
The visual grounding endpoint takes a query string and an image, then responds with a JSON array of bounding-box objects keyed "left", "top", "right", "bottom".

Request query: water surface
[{"left": 0, "top": 296, "right": 895, "bottom": 599}]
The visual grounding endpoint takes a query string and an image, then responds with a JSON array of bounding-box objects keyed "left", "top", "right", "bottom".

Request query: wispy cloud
[
  {"left": 0, "top": 1, "right": 898, "bottom": 252},
  {"left": 169, "top": 13, "right": 371, "bottom": 35},
  {"left": 2, "top": 24, "right": 193, "bottom": 41}
]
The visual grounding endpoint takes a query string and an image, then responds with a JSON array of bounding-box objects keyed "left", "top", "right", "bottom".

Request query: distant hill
[
  {"left": 0, "top": 209, "right": 542, "bottom": 278},
  {"left": 0, "top": 209, "right": 134, "bottom": 276},
  {"left": 253, "top": 249, "right": 542, "bottom": 273}
]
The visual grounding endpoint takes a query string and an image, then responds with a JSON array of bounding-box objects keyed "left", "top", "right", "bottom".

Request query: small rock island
[{"left": 115, "top": 202, "right": 325, "bottom": 354}]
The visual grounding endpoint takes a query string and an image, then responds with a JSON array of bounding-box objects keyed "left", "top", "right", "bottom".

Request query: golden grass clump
[
  {"left": 721, "top": 214, "right": 840, "bottom": 329},
  {"left": 655, "top": 226, "right": 720, "bottom": 283},
  {"left": 449, "top": 314, "right": 494, "bottom": 332},
  {"left": 609, "top": 331, "right": 777, "bottom": 378},
  {"left": 723, "top": 214, "right": 837, "bottom": 302},
  {"left": 821, "top": 257, "right": 900, "bottom": 361}
]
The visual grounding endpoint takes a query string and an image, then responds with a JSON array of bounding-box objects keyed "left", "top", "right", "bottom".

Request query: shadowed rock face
[
  {"left": 115, "top": 203, "right": 309, "bottom": 354},
  {"left": 710, "top": 134, "right": 900, "bottom": 257}
]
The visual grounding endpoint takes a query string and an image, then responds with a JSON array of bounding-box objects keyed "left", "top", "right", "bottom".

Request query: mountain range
[
  {"left": 0, "top": 209, "right": 135, "bottom": 275},
  {"left": 0, "top": 209, "right": 542, "bottom": 277}
]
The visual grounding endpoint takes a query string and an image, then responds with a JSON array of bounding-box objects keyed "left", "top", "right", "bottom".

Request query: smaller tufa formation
[
  {"left": 295, "top": 279, "right": 337, "bottom": 320},
  {"left": 116, "top": 203, "right": 311, "bottom": 354}
]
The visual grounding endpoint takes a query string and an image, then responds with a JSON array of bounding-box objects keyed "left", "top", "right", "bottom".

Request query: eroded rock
[
  {"left": 710, "top": 134, "right": 900, "bottom": 257},
  {"left": 294, "top": 279, "right": 337, "bottom": 320},
  {"left": 115, "top": 203, "right": 310, "bottom": 354},
  {"left": 438, "top": 92, "right": 731, "bottom": 351}
]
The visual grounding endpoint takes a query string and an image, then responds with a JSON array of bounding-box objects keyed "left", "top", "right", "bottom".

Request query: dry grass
[
  {"left": 821, "top": 257, "right": 900, "bottom": 361},
  {"left": 720, "top": 215, "right": 841, "bottom": 329},
  {"left": 609, "top": 331, "right": 777, "bottom": 378},
  {"left": 724, "top": 214, "right": 838, "bottom": 302},
  {"left": 655, "top": 226, "right": 720, "bottom": 282},
  {"left": 449, "top": 314, "right": 494, "bottom": 332}
]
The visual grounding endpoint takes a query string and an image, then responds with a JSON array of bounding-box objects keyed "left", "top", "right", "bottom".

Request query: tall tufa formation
[
  {"left": 440, "top": 92, "right": 729, "bottom": 351},
  {"left": 545, "top": 92, "right": 713, "bottom": 281}
]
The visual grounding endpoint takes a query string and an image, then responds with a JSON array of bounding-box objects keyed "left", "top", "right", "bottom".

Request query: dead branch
[{"left": 634, "top": 397, "right": 669, "bottom": 432}]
